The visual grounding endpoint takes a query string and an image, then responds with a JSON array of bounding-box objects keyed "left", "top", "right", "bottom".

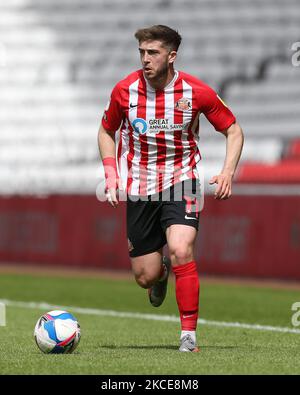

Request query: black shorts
[{"left": 127, "top": 179, "right": 201, "bottom": 257}]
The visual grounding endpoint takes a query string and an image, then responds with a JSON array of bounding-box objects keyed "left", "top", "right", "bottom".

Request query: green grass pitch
[{"left": 0, "top": 271, "right": 300, "bottom": 374}]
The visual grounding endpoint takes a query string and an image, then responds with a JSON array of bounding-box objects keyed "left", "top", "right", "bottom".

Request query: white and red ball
[{"left": 34, "top": 310, "right": 81, "bottom": 354}]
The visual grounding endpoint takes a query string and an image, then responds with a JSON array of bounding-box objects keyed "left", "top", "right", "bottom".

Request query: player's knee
[
  {"left": 169, "top": 244, "right": 193, "bottom": 266},
  {"left": 134, "top": 274, "right": 153, "bottom": 289}
]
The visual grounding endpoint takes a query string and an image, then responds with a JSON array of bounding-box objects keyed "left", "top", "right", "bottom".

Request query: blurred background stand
[{"left": 0, "top": 0, "right": 299, "bottom": 279}]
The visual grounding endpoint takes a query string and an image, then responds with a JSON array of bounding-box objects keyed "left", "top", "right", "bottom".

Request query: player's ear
[{"left": 168, "top": 50, "right": 177, "bottom": 64}]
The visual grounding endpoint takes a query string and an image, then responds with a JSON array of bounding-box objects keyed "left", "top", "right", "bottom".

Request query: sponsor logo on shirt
[
  {"left": 132, "top": 118, "right": 185, "bottom": 134},
  {"left": 132, "top": 118, "right": 148, "bottom": 134}
]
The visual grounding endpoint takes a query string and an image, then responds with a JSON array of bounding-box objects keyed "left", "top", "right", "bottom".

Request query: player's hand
[
  {"left": 105, "top": 188, "right": 118, "bottom": 208},
  {"left": 105, "top": 178, "right": 123, "bottom": 208},
  {"left": 209, "top": 173, "right": 233, "bottom": 200}
]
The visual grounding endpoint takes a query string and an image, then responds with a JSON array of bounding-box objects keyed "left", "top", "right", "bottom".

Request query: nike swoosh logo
[
  {"left": 182, "top": 314, "right": 194, "bottom": 318},
  {"left": 185, "top": 215, "right": 198, "bottom": 220},
  {"left": 129, "top": 103, "right": 138, "bottom": 108}
]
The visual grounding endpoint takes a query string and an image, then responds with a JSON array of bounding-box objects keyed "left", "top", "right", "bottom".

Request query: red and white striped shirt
[{"left": 102, "top": 69, "right": 235, "bottom": 196}]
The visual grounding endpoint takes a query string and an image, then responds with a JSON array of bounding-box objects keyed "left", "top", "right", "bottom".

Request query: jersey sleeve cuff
[
  {"left": 101, "top": 118, "right": 116, "bottom": 134},
  {"left": 215, "top": 116, "right": 236, "bottom": 132}
]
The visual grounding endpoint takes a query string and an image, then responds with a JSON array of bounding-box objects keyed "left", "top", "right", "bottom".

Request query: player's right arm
[
  {"left": 98, "top": 83, "right": 124, "bottom": 208},
  {"left": 98, "top": 124, "right": 119, "bottom": 208}
]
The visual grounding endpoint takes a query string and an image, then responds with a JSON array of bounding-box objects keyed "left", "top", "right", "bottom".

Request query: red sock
[{"left": 172, "top": 261, "right": 199, "bottom": 331}]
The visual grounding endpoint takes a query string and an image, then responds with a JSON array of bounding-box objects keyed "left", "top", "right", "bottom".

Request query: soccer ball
[{"left": 34, "top": 310, "right": 81, "bottom": 354}]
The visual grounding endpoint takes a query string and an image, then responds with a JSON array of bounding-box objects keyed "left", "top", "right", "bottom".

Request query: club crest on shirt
[{"left": 175, "top": 97, "right": 191, "bottom": 111}]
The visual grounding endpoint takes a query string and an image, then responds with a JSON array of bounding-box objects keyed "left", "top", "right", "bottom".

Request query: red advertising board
[{"left": 0, "top": 195, "right": 299, "bottom": 279}]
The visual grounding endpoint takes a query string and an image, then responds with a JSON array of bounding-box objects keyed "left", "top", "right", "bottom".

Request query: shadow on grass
[
  {"left": 99, "top": 344, "right": 240, "bottom": 351},
  {"left": 100, "top": 345, "right": 178, "bottom": 350}
]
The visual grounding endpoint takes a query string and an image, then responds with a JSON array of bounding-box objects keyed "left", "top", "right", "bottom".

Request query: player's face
[{"left": 139, "top": 40, "right": 176, "bottom": 81}]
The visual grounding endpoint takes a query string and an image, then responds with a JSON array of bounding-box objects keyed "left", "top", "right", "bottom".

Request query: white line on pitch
[{"left": 1, "top": 299, "right": 300, "bottom": 335}]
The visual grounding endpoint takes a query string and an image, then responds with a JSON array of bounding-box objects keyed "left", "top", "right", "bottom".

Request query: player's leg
[
  {"left": 131, "top": 248, "right": 163, "bottom": 289},
  {"left": 127, "top": 198, "right": 170, "bottom": 300},
  {"left": 160, "top": 179, "right": 201, "bottom": 351},
  {"left": 166, "top": 224, "right": 200, "bottom": 352},
  {"left": 131, "top": 248, "right": 171, "bottom": 307},
  {"left": 166, "top": 224, "right": 196, "bottom": 265}
]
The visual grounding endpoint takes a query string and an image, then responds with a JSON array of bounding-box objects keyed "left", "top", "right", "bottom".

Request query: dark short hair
[{"left": 135, "top": 25, "right": 182, "bottom": 52}]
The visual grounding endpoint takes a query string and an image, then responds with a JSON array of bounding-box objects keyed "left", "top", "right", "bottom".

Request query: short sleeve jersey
[{"left": 102, "top": 70, "right": 236, "bottom": 196}]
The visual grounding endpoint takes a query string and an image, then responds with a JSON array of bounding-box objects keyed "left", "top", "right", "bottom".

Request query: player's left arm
[{"left": 209, "top": 121, "right": 244, "bottom": 200}]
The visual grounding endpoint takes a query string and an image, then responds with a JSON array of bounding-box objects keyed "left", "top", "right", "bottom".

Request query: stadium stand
[{"left": 0, "top": 0, "right": 299, "bottom": 194}]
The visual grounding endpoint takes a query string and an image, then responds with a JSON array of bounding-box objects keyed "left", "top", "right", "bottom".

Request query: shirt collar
[{"left": 144, "top": 70, "right": 179, "bottom": 92}]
